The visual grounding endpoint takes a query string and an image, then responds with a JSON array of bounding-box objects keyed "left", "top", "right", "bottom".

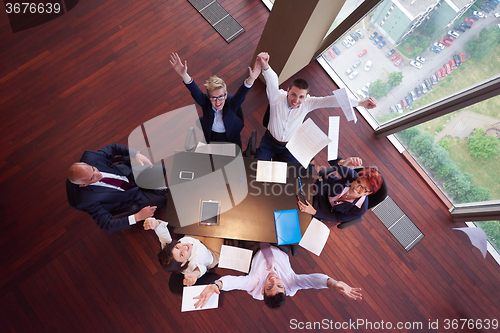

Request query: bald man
[{"left": 67, "top": 143, "right": 167, "bottom": 232}]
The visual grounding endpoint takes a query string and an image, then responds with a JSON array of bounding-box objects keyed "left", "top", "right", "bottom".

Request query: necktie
[
  {"left": 100, "top": 177, "right": 134, "bottom": 190},
  {"left": 259, "top": 242, "right": 275, "bottom": 270}
]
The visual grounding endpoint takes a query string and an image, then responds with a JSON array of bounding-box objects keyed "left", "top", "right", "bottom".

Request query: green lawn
[{"left": 443, "top": 137, "right": 500, "bottom": 200}]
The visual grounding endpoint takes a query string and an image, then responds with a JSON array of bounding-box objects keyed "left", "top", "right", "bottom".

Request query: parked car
[
  {"left": 421, "top": 83, "right": 428, "bottom": 94},
  {"left": 440, "top": 67, "right": 447, "bottom": 78},
  {"left": 455, "top": 25, "right": 466, "bottom": 32},
  {"left": 445, "top": 35, "right": 455, "bottom": 41},
  {"left": 345, "top": 67, "right": 353, "bottom": 76},
  {"left": 434, "top": 42, "right": 445, "bottom": 49},
  {"left": 435, "top": 70, "right": 443, "bottom": 81},
  {"left": 444, "top": 63, "right": 451, "bottom": 75},
  {"left": 353, "top": 60, "right": 362, "bottom": 68},
  {"left": 342, "top": 39, "right": 351, "bottom": 48},
  {"left": 394, "top": 57, "right": 403, "bottom": 66},
  {"left": 424, "top": 78, "right": 432, "bottom": 91},
  {"left": 355, "top": 29, "right": 364, "bottom": 38},
  {"left": 410, "top": 60, "right": 422, "bottom": 69},
  {"left": 431, "top": 74, "right": 438, "bottom": 85},
  {"left": 430, "top": 46, "right": 441, "bottom": 53},
  {"left": 373, "top": 36, "right": 383, "bottom": 44},
  {"left": 349, "top": 70, "right": 358, "bottom": 79},
  {"left": 358, "top": 49, "right": 367, "bottom": 57},
  {"left": 410, "top": 90, "right": 418, "bottom": 101},
  {"left": 369, "top": 31, "right": 378, "bottom": 40},
  {"left": 327, "top": 49, "right": 337, "bottom": 59},
  {"left": 405, "top": 95, "right": 413, "bottom": 106},
  {"left": 396, "top": 103, "right": 403, "bottom": 113},
  {"left": 378, "top": 41, "right": 386, "bottom": 48},
  {"left": 390, "top": 53, "right": 399, "bottom": 61},
  {"left": 362, "top": 85, "right": 370, "bottom": 95},
  {"left": 462, "top": 22, "right": 472, "bottom": 29},
  {"left": 459, "top": 52, "right": 466, "bottom": 63},
  {"left": 416, "top": 56, "right": 426, "bottom": 63},
  {"left": 356, "top": 90, "right": 366, "bottom": 100},
  {"left": 469, "top": 14, "right": 480, "bottom": 20},
  {"left": 415, "top": 86, "right": 423, "bottom": 97},
  {"left": 481, "top": 5, "right": 492, "bottom": 12},
  {"left": 473, "top": 11, "right": 485, "bottom": 18},
  {"left": 465, "top": 17, "right": 475, "bottom": 24},
  {"left": 350, "top": 33, "right": 359, "bottom": 41},
  {"left": 332, "top": 45, "right": 341, "bottom": 55},
  {"left": 390, "top": 106, "right": 398, "bottom": 113},
  {"left": 454, "top": 54, "right": 461, "bottom": 66},
  {"left": 440, "top": 39, "right": 452, "bottom": 46},
  {"left": 449, "top": 59, "right": 457, "bottom": 70},
  {"left": 448, "top": 30, "right": 460, "bottom": 38},
  {"left": 495, "top": 12, "right": 500, "bottom": 18},
  {"left": 401, "top": 98, "right": 408, "bottom": 109},
  {"left": 386, "top": 49, "right": 396, "bottom": 57},
  {"left": 364, "top": 60, "right": 372, "bottom": 71}
]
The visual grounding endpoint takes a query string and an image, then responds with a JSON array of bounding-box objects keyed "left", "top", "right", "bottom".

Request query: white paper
[
  {"left": 218, "top": 245, "right": 253, "bottom": 273},
  {"left": 286, "top": 118, "right": 332, "bottom": 168},
  {"left": 328, "top": 116, "right": 340, "bottom": 161},
  {"left": 256, "top": 160, "right": 287, "bottom": 183},
  {"left": 181, "top": 285, "right": 219, "bottom": 312},
  {"left": 299, "top": 218, "right": 330, "bottom": 256},
  {"left": 195, "top": 142, "right": 236, "bottom": 157},
  {"left": 333, "top": 88, "right": 356, "bottom": 123},
  {"left": 453, "top": 227, "right": 488, "bottom": 258}
]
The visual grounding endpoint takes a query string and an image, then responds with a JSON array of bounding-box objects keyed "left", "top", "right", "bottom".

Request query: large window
[{"left": 319, "top": 0, "right": 500, "bottom": 125}]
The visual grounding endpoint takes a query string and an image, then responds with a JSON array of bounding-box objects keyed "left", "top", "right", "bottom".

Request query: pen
[{"left": 298, "top": 177, "right": 304, "bottom": 193}]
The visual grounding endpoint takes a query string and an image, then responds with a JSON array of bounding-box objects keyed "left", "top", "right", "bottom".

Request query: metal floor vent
[
  {"left": 371, "top": 196, "right": 424, "bottom": 251},
  {"left": 188, "top": 0, "right": 244, "bottom": 43}
]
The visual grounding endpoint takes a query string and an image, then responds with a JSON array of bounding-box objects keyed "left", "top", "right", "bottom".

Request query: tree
[
  {"left": 467, "top": 128, "right": 500, "bottom": 159},
  {"left": 466, "top": 27, "right": 500, "bottom": 61},
  {"left": 388, "top": 72, "right": 403, "bottom": 87},
  {"left": 368, "top": 79, "right": 388, "bottom": 99}
]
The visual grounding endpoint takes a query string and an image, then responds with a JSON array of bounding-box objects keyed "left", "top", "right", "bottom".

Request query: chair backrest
[
  {"left": 262, "top": 104, "right": 270, "bottom": 128},
  {"left": 66, "top": 179, "right": 79, "bottom": 209}
]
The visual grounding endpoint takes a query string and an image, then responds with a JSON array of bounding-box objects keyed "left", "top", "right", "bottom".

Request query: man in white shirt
[
  {"left": 193, "top": 243, "right": 362, "bottom": 310},
  {"left": 254, "top": 52, "right": 377, "bottom": 162}
]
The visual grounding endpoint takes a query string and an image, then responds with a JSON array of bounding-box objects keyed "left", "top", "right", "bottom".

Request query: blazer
[
  {"left": 312, "top": 161, "right": 369, "bottom": 223},
  {"left": 185, "top": 79, "right": 249, "bottom": 147},
  {"left": 70, "top": 143, "right": 143, "bottom": 232}
]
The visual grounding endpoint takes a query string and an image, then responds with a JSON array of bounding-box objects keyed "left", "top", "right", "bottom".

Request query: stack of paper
[
  {"left": 299, "top": 218, "right": 330, "bottom": 256},
  {"left": 181, "top": 285, "right": 219, "bottom": 312},
  {"left": 218, "top": 245, "right": 253, "bottom": 273},
  {"left": 286, "top": 118, "right": 332, "bottom": 168}
]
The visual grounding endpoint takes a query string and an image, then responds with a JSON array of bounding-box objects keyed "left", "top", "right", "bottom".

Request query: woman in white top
[{"left": 144, "top": 218, "right": 223, "bottom": 286}]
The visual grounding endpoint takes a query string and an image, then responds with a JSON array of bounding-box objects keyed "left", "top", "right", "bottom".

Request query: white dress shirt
[
  {"left": 220, "top": 246, "right": 329, "bottom": 300},
  {"left": 262, "top": 66, "right": 359, "bottom": 142}
]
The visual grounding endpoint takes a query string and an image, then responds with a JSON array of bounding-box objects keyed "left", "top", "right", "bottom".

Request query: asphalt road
[{"left": 324, "top": 11, "right": 500, "bottom": 118}]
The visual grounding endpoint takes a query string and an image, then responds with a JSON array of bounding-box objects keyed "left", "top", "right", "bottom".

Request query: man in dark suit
[
  {"left": 67, "top": 143, "right": 167, "bottom": 232},
  {"left": 169, "top": 52, "right": 261, "bottom": 147}
]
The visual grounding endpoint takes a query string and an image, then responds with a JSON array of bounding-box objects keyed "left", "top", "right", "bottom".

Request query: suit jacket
[
  {"left": 70, "top": 143, "right": 144, "bottom": 232},
  {"left": 185, "top": 79, "right": 249, "bottom": 147},
  {"left": 312, "top": 161, "right": 368, "bottom": 223}
]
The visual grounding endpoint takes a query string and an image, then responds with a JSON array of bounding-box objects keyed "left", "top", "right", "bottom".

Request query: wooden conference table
[{"left": 164, "top": 151, "right": 315, "bottom": 243}]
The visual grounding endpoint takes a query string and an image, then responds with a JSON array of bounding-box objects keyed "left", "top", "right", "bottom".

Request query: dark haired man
[
  {"left": 254, "top": 52, "right": 377, "bottom": 162},
  {"left": 193, "top": 243, "right": 362, "bottom": 310}
]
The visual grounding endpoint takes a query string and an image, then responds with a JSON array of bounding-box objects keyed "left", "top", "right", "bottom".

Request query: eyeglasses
[
  {"left": 354, "top": 179, "right": 370, "bottom": 193},
  {"left": 209, "top": 94, "right": 226, "bottom": 102}
]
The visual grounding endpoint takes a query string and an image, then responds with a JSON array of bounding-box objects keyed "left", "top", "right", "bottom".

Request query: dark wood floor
[{"left": 1, "top": 0, "right": 499, "bottom": 332}]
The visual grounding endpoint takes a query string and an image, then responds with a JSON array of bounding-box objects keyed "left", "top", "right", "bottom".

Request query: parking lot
[{"left": 323, "top": 11, "right": 500, "bottom": 117}]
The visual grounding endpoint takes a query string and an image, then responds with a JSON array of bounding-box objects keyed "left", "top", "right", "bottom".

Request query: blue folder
[{"left": 274, "top": 209, "right": 301, "bottom": 245}]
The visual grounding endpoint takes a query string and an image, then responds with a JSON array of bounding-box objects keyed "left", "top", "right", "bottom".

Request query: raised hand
[
  {"left": 359, "top": 97, "right": 377, "bottom": 109},
  {"left": 332, "top": 281, "right": 363, "bottom": 300},
  {"left": 193, "top": 284, "right": 219, "bottom": 309},
  {"left": 169, "top": 52, "right": 191, "bottom": 82}
]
